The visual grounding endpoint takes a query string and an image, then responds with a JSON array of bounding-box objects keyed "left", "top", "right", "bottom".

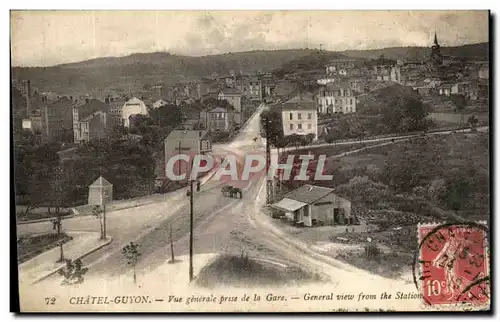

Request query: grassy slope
[{"left": 281, "top": 132, "right": 489, "bottom": 278}]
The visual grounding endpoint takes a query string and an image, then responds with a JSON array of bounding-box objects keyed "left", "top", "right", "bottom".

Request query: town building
[
  {"left": 271, "top": 184, "right": 355, "bottom": 227},
  {"left": 164, "top": 129, "right": 212, "bottom": 180},
  {"left": 451, "top": 81, "right": 473, "bottom": 98},
  {"left": 72, "top": 99, "right": 109, "bottom": 144},
  {"left": 438, "top": 83, "right": 453, "bottom": 96},
  {"left": 325, "top": 59, "right": 357, "bottom": 77},
  {"left": 371, "top": 63, "right": 402, "bottom": 83},
  {"left": 41, "top": 96, "right": 75, "bottom": 143},
  {"left": 274, "top": 79, "right": 299, "bottom": 100},
  {"left": 478, "top": 64, "right": 489, "bottom": 79},
  {"left": 429, "top": 32, "right": 444, "bottom": 67},
  {"left": 317, "top": 81, "right": 357, "bottom": 114},
  {"left": 199, "top": 106, "right": 237, "bottom": 132},
  {"left": 281, "top": 94, "right": 318, "bottom": 140},
  {"left": 107, "top": 97, "right": 126, "bottom": 125},
  {"left": 260, "top": 73, "right": 275, "bottom": 100},
  {"left": 152, "top": 99, "right": 168, "bottom": 109},
  {"left": 218, "top": 89, "right": 242, "bottom": 123},
  {"left": 121, "top": 97, "right": 148, "bottom": 127},
  {"left": 241, "top": 75, "right": 262, "bottom": 101}
]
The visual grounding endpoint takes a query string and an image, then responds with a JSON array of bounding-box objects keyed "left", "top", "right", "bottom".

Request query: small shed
[{"left": 88, "top": 176, "right": 113, "bottom": 205}]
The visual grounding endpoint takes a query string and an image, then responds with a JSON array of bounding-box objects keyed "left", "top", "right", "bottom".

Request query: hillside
[
  {"left": 339, "top": 42, "right": 489, "bottom": 61},
  {"left": 11, "top": 49, "right": 319, "bottom": 97},
  {"left": 11, "top": 43, "right": 488, "bottom": 97}
]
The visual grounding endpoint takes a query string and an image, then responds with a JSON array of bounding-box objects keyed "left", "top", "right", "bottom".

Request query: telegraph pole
[
  {"left": 178, "top": 141, "right": 182, "bottom": 180},
  {"left": 185, "top": 157, "right": 194, "bottom": 282},
  {"left": 265, "top": 118, "right": 274, "bottom": 205},
  {"left": 103, "top": 190, "right": 107, "bottom": 239},
  {"left": 189, "top": 178, "right": 194, "bottom": 282}
]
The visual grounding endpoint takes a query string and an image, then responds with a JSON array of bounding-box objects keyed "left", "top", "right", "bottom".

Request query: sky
[{"left": 10, "top": 10, "right": 489, "bottom": 67}]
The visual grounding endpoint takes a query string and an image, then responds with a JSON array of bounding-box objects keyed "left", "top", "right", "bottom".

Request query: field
[{"left": 428, "top": 112, "right": 489, "bottom": 128}]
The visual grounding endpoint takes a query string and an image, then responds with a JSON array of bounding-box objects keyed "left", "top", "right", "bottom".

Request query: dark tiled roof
[
  {"left": 47, "top": 97, "right": 74, "bottom": 108},
  {"left": 77, "top": 99, "right": 109, "bottom": 119},
  {"left": 284, "top": 184, "right": 334, "bottom": 204},
  {"left": 282, "top": 94, "right": 316, "bottom": 111},
  {"left": 219, "top": 88, "right": 242, "bottom": 96}
]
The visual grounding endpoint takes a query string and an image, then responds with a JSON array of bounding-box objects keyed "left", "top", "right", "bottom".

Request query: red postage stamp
[{"left": 414, "top": 222, "right": 490, "bottom": 307}]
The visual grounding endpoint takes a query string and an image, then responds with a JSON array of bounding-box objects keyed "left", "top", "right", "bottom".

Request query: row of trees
[{"left": 15, "top": 134, "right": 157, "bottom": 211}]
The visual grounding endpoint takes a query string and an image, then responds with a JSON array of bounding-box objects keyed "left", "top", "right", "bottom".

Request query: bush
[{"left": 364, "top": 242, "right": 381, "bottom": 260}]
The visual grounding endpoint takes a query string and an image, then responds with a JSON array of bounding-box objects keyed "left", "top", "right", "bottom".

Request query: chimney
[{"left": 25, "top": 80, "right": 31, "bottom": 117}]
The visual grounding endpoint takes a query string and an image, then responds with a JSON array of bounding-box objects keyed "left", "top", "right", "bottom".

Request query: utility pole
[
  {"left": 189, "top": 177, "right": 194, "bottom": 282},
  {"left": 185, "top": 156, "right": 195, "bottom": 282},
  {"left": 103, "top": 190, "right": 107, "bottom": 239},
  {"left": 178, "top": 140, "right": 182, "bottom": 182},
  {"left": 265, "top": 118, "right": 274, "bottom": 205}
]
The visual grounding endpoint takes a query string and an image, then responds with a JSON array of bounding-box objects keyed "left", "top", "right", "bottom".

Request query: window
[
  {"left": 290, "top": 124, "right": 294, "bottom": 130},
  {"left": 350, "top": 99, "right": 353, "bottom": 105},
  {"left": 298, "top": 123, "right": 302, "bottom": 130},
  {"left": 289, "top": 113, "right": 293, "bottom": 120},
  {"left": 308, "top": 123, "right": 312, "bottom": 129},
  {"left": 298, "top": 113, "right": 302, "bottom": 120},
  {"left": 308, "top": 113, "right": 312, "bottom": 120}
]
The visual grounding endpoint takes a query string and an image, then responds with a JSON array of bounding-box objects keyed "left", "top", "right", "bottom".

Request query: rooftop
[
  {"left": 90, "top": 176, "right": 113, "bottom": 188},
  {"left": 281, "top": 93, "right": 316, "bottom": 111},
  {"left": 219, "top": 88, "right": 242, "bottom": 96},
  {"left": 166, "top": 129, "right": 208, "bottom": 141},
  {"left": 283, "top": 184, "right": 335, "bottom": 204},
  {"left": 77, "top": 99, "right": 109, "bottom": 119},
  {"left": 209, "top": 106, "right": 231, "bottom": 113},
  {"left": 124, "top": 97, "right": 145, "bottom": 106}
]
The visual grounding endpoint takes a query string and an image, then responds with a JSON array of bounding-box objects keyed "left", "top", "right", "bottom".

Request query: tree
[
  {"left": 260, "top": 109, "right": 284, "bottom": 145},
  {"left": 168, "top": 224, "right": 175, "bottom": 264},
  {"left": 14, "top": 143, "right": 61, "bottom": 213},
  {"left": 59, "top": 259, "right": 89, "bottom": 285},
  {"left": 149, "top": 104, "right": 182, "bottom": 128},
  {"left": 450, "top": 94, "right": 467, "bottom": 128},
  {"left": 110, "top": 124, "right": 128, "bottom": 139},
  {"left": 305, "top": 133, "right": 316, "bottom": 145},
  {"left": 91, "top": 205, "right": 105, "bottom": 239},
  {"left": 274, "top": 137, "right": 289, "bottom": 158},
  {"left": 49, "top": 165, "right": 70, "bottom": 214},
  {"left": 122, "top": 242, "right": 141, "bottom": 284},
  {"left": 49, "top": 165, "right": 71, "bottom": 262},
  {"left": 467, "top": 115, "right": 479, "bottom": 130}
]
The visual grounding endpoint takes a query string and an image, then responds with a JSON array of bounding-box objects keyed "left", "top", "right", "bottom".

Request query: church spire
[{"left": 434, "top": 32, "right": 439, "bottom": 46}]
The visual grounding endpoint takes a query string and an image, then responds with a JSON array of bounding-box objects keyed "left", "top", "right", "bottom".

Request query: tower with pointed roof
[{"left": 430, "top": 32, "right": 443, "bottom": 67}]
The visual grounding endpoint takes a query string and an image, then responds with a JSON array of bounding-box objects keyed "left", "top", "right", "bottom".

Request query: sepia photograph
[{"left": 10, "top": 9, "right": 491, "bottom": 313}]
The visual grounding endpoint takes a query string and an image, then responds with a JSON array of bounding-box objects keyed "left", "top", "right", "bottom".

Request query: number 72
[{"left": 44, "top": 297, "right": 56, "bottom": 305}]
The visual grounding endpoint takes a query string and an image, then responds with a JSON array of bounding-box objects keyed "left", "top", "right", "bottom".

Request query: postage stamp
[{"left": 414, "top": 222, "right": 490, "bottom": 307}]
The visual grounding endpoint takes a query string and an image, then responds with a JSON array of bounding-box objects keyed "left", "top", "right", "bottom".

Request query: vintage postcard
[{"left": 11, "top": 10, "right": 490, "bottom": 312}]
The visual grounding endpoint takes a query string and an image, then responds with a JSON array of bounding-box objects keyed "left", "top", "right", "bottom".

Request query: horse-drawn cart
[{"left": 221, "top": 185, "right": 242, "bottom": 199}]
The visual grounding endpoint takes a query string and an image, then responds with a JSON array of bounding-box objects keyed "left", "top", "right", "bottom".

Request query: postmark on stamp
[{"left": 412, "top": 222, "right": 490, "bottom": 307}]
